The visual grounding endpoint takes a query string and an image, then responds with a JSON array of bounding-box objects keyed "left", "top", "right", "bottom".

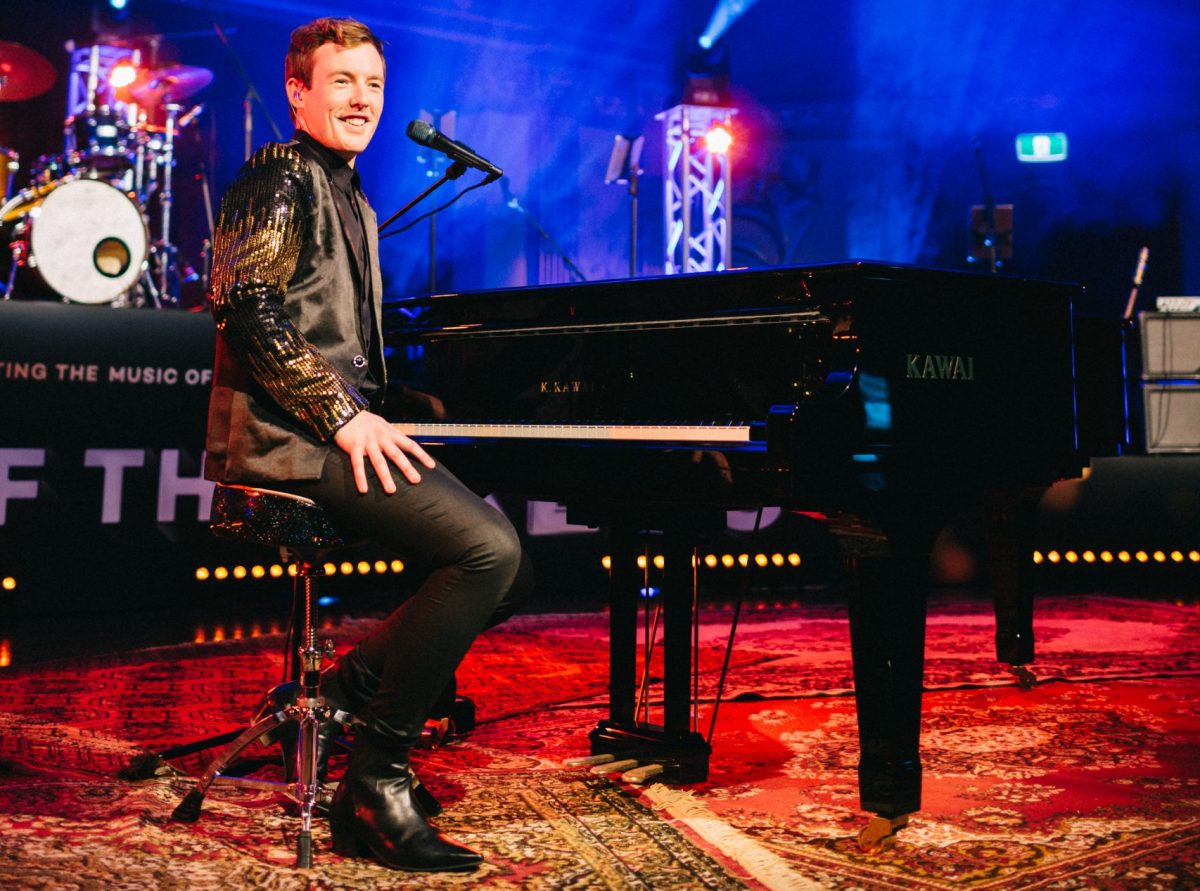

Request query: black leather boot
[
  {"left": 329, "top": 737, "right": 481, "bottom": 872},
  {"left": 266, "top": 647, "right": 444, "bottom": 817}
]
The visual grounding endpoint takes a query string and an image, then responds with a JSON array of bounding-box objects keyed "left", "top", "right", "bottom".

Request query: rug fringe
[{"left": 644, "top": 785, "right": 825, "bottom": 891}]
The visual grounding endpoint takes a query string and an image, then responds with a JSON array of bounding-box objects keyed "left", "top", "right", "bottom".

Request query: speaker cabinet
[
  {"left": 1141, "top": 312, "right": 1200, "bottom": 378},
  {"left": 1144, "top": 385, "right": 1200, "bottom": 453}
]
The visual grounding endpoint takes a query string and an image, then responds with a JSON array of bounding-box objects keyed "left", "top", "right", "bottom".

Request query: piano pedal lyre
[{"left": 856, "top": 814, "right": 909, "bottom": 853}]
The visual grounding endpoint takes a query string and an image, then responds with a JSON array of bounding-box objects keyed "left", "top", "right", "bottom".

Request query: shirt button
[{"left": 352, "top": 355, "right": 367, "bottom": 368}]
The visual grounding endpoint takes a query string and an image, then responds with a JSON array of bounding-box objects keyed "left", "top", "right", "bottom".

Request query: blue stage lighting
[
  {"left": 109, "top": 0, "right": 129, "bottom": 9},
  {"left": 698, "top": 0, "right": 761, "bottom": 49}
]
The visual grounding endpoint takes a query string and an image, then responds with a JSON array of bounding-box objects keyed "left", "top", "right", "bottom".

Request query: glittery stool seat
[{"left": 169, "top": 483, "right": 355, "bottom": 869}]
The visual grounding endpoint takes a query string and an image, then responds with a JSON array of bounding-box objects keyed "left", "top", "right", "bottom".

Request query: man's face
[{"left": 289, "top": 41, "right": 384, "bottom": 164}]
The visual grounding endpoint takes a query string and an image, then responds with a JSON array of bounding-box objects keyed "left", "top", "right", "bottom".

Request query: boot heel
[
  {"left": 330, "top": 826, "right": 359, "bottom": 857},
  {"left": 330, "top": 816, "right": 369, "bottom": 857}
]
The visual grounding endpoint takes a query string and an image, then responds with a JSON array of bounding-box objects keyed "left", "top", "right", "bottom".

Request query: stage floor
[{"left": 0, "top": 593, "right": 1197, "bottom": 889}]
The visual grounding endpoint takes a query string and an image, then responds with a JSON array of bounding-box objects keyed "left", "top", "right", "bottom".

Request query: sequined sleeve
[{"left": 208, "top": 143, "right": 367, "bottom": 441}]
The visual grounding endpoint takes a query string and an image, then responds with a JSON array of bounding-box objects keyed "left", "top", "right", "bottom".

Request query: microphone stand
[
  {"left": 1120, "top": 246, "right": 1150, "bottom": 452},
  {"left": 377, "top": 160, "right": 469, "bottom": 234},
  {"left": 500, "top": 181, "right": 587, "bottom": 283},
  {"left": 212, "top": 21, "right": 282, "bottom": 158}
]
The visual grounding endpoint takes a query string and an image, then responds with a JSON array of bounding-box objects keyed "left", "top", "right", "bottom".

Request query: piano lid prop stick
[{"left": 1123, "top": 246, "right": 1150, "bottom": 321}]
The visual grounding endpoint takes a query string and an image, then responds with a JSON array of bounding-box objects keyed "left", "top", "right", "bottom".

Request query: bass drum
[{"left": 1, "top": 177, "right": 148, "bottom": 305}]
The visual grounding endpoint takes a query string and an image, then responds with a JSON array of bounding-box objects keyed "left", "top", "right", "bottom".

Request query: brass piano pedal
[
  {"left": 589, "top": 758, "right": 640, "bottom": 775},
  {"left": 622, "top": 763, "right": 664, "bottom": 785},
  {"left": 856, "top": 814, "right": 909, "bottom": 853},
  {"left": 564, "top": 753, "right": 616, "bottom": 768}
]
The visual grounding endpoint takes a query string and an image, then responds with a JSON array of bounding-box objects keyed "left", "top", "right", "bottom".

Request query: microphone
[{"left": 406, "top": 119, "right": 502, "bottom": 179}]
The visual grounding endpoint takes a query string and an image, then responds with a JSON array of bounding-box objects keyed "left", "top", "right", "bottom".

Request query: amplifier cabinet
[
  {"left": 1140, "top": 312, "right": 1200, "bottom": 378},
  {"left": 1143, "top": 384, "right": 1200, "bottom": 453}
]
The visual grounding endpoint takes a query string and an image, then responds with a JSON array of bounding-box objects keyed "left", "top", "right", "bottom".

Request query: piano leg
[
  {"left": 588, "top": 526, "right": 711, "bottom": 784},
  {"left": 607, "top": 526, "right": 639, "bottom": 727},
  {"left": 845, "top": 515, "right": 934, "bottom": 849},
  {"left": 984, "top": 488, "right": 1044, "bottom": 687}
]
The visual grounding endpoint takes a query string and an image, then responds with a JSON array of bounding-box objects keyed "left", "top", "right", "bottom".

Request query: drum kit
[{"left": 0, "top": 39, "right": 213, "bottom": 307}]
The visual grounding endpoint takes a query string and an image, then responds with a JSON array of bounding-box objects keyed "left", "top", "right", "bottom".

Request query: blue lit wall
[{"left": 3, "top": 0, "right": 1197, "bottom": 311}]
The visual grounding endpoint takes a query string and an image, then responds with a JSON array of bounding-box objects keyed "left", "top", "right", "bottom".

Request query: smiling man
[{"left": 203, "top": 17, "right": 531, "bottom": 873}]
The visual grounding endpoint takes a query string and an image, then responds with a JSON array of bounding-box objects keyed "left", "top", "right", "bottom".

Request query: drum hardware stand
[
  {"left": 154, "top": 103, "right": 181, "bottom": 305},
  {"left": 212, "top": 21, "right": 282, "bottom": 160}
]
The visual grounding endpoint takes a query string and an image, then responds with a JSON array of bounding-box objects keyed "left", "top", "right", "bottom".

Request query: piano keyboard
[{"left": 393, "top": 421, "right": 753, "bottom": 444}]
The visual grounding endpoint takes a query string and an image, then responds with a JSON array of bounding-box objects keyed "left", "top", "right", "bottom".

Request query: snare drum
[{"left": 1, "top": 177, "right": 148, "bottom": 304}]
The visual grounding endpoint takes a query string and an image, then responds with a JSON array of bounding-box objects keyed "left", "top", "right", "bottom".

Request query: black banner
[{"left": 0, "top": 301, "right": 218, "bottom": 614}]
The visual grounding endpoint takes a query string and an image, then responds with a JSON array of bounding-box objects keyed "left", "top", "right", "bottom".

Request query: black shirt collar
[{"left": 292, "top": 129, "right": 361, "bottom": 193}]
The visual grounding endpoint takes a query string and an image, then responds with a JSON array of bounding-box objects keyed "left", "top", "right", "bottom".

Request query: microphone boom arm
[{"left": 378, "top": 161, "right": 469, "bottom": 234}]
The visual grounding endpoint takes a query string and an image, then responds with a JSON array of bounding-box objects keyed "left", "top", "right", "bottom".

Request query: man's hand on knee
[{"left": 334, "top": 411, "right": 436, "bottom": 493}]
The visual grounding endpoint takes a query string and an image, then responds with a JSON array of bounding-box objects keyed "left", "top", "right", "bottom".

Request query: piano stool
[{"left": 121, "top": 484, "right": 355, "bottom": 868}]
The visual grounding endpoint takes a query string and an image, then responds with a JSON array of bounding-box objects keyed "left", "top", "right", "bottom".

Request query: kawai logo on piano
[
  {"left": 539, "top": 380, "right": 596, "bottom": 394},
  {"left": 905, "top": 353, "right": 976, "bottom": 381}
]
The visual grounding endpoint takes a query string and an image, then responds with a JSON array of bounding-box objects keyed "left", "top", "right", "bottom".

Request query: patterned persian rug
[{"left": 0, "top": 594, "right": 1198, "bottom": 889}]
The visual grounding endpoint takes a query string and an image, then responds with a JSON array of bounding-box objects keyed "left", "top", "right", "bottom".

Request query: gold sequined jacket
[{"left": 204, "top": 139, "right": 385, "bottom": 483}]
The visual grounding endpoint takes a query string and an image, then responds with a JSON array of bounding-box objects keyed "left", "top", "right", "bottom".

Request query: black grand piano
[{"left": 383, "top": 260, "right": 1081, "bottom": 848}]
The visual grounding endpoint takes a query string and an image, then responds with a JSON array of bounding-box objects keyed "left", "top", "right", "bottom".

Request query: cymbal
[
  {"left": 0, "top": 41, "right": 57, "bottom": 102},
  {"left": 130, "top": 64, "right": 213, "bottom": 105}
]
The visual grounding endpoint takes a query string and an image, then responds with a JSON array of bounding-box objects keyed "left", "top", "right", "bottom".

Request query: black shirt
[{"left": 292, "top": 130, "right": 378, "bottom": 394}]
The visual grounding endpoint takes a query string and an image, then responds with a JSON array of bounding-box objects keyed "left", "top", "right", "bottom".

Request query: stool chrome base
[{"left": 171, "top": 695, "right": 356, "bottom": 868}]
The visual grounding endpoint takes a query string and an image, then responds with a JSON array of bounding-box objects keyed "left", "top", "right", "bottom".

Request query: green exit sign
[{"left": 1015, "top": 132, "right": 1068, "bottom": 163}]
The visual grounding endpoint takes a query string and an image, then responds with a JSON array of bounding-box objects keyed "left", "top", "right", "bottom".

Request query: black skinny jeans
[{"left": 277, "top": 448, "right": 532, "bottom": 747}]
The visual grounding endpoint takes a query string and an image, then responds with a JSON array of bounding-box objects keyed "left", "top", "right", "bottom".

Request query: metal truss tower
[{"left": 655, "top": 104, "right": 736, "bottom": 275}]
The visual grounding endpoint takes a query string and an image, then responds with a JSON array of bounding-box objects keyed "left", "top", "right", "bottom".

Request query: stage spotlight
[
  {"left": 682, "top": 44, "right": 731, "bottom": 107},
  {"left": 698, "top": 0, "right": 761, "bottom": 50},
  {"left": 704, "top": 123, "right": 733, "bottom": 155},
  {"left": 98, "top": 0, "right": 131, "bottom": 26},
  {"left": 109, "top": 60, "right": 137, "bottom": 89}
]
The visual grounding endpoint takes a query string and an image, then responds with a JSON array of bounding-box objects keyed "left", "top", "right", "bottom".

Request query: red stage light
[
  {"left": 109, "top": 61, "right": 138, "bottom": 90},
  {"left": 704, "top": 124, "right": 733, "bottom": 155}
]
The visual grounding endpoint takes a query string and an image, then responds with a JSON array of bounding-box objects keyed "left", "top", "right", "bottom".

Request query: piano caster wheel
[
  {"left": 856, "top": 814, "right": 909, "bottom": 853},
  {"left": 1009, "top": 664, "right": 1037, "bottom": 690}
]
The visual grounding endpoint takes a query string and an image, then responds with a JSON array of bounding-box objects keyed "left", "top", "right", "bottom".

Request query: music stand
[
  {"left": 967, "top": 203, "right": 1013, "bottom": 272},
  {"left": 605, "top": 135, "right": 644, "bottom": 278}
]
